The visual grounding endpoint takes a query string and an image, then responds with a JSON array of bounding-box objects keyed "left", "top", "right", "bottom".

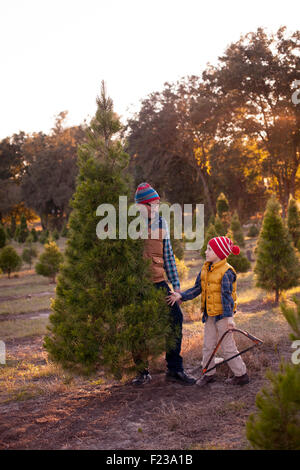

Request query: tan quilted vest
[{"left": 143, "top": 225, "right": 166, "bottom": 283}]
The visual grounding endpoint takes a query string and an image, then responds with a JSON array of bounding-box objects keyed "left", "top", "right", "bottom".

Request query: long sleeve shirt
[
  {"left": 180, "top": 264, "right": 236, "bottom": 323},
  {"left": 149, "top": 216, "right": 180, "bottom": 291}
]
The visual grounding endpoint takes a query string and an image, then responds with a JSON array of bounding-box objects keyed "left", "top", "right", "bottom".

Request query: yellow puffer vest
[{"left": 200, "top": 258, "right": 237, "bottom": 316}]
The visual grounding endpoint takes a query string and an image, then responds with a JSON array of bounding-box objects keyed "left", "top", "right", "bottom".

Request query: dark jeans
[{"left": 133, "top": 280, "right": 184, "bottom": 373}]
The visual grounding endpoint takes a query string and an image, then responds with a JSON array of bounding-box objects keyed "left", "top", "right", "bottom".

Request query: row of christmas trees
[{"left": 0, "top": 214, "right": 69, "bottom": 247}]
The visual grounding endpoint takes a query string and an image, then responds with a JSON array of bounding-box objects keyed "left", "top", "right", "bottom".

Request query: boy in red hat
[{"left": 167, "top": 236, "right": 249, "bottom": 387}]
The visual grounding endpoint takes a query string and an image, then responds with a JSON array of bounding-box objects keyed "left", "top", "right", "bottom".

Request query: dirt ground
[{"left": 0, "top": 334, "right": 290, "bottom": 450}]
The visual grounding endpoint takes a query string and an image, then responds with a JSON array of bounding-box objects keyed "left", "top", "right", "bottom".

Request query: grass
[
  {"left": 0, "top": 294, "right": 53, "bottom": 316},
  {"left": 0, "top": 317, "right": 49, "bottom": 341},
  {"left": 0, "top": 282, "right": 55, "bottom": 297}
]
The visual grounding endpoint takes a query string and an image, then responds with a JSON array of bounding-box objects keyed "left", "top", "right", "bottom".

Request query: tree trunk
[
  {"left": 197, "top": 167, "right": 214, "bottom": 216},
  {"left": 275, "top": 289, "right": 279, "bottom": 303}
]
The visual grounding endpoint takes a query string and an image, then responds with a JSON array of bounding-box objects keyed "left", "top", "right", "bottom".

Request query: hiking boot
[
  {"left": 132, "top": 371, "right": 152, "bottom": 386},
  {"left": 225, "top": 373, "right": 249, "bottom": 386},
  {"left": 165, "top": 370, "right": 196, "bottom": 386},
  {"left": 196, "top": 374, "right": 215, "bottom": 388}
]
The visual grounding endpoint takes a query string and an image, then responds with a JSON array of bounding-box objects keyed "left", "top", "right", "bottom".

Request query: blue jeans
[{"left": 133, "top": 280, "right": 184, "bottom": 373}]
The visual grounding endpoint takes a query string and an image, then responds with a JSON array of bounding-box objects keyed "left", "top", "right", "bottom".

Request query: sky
[{"left": 0, "top": 0, "right": 299, "bottom": 139}]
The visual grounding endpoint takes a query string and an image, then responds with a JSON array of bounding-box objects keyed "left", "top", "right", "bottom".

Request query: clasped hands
[
  {"left": 166, "top": 291, "right": 236, "bottom": 331},
  {"left": 166, "top": 290, "right": 182, "bottom": 306}
]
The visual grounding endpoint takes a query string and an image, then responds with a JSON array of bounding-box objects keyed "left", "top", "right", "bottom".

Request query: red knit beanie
[{"left": 208, "top": 236, "right": 240, "bottom": 260}]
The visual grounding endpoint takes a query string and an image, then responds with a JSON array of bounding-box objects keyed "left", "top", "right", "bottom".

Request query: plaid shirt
[
  {"left": 149, "top": 216, "right": 180, "bottom": 291},
  {"left": 180, "top": 264, "right": 236, "bottom": 323}
]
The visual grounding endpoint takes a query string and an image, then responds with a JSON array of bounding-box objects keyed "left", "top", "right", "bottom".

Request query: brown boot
[
  {"left": 225, "top": 373, "right": 249, "bottom": 386},
  {"left": 196, "top": 374, "right": 215, "bottom": 387}
]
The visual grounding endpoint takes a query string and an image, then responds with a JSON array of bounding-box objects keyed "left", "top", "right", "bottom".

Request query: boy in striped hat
[
  {"left": 132, "top": 183, "right": 196, "bottom": 386},
  {"left": 167, "top": 236, "right": 249, "bottom": 387}
]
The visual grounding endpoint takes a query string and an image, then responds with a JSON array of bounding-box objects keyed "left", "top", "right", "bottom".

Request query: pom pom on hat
[
  {"left": 231, "top": 245, "right": 240, "bottom": 256},
  {"left": 208, "top": 236, "right": 240, "bottom": 260}
]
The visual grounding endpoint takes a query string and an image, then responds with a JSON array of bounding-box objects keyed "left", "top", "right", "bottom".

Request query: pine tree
[
  {"left": 17, "top": 214, "right": 29, "bottom": 243},
  {"left": 246, "top": 361, "right": 300, "bottom": 449},
  {"left": 31, "top": 228, "right": 38, "bottom": 242},
  {"left": 0, "top": 245, "right": 22, "bottom": 278},
  {"left": 35, "top": 241, "right": 63, "bottom": 282},
  {"left": 51, "top": 228, "right": 60, "bottom": 241},
  {"left": 43, "top": 82, "right": 171, "bottom": 377},
  {"left": 246, "top": 296, "right": 300, "bottom": 450},
  {"left": 254, "top": 197, "right": 300, "bottom": 302},
  {"left": 287, "top": 198, "right": 300, "bottom": 248},
  {"left": 216, "top": 192, "right": 230, "bottom": 233},
  {"left": 10, "top": 216, "right": 16, "bottom": 239},
  {"left": 216, "top": 192, "right": 229, "bottom": 217},
  {"left": 230, "top": 210, "right": 245, "bottom": 247},
  {"left": 22, "top": 246, "right": 38, "bottom": 269}
]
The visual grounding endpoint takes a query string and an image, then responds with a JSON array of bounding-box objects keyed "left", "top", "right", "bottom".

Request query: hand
[
  {"left": 227, "top": 318, "right": 235, "bottom": 329},
  {"left": 166, "top": 291, "right": 182, "bottom": 306},
  {"left": 174, "top": 289, "right": 183, "bottom": 305}
]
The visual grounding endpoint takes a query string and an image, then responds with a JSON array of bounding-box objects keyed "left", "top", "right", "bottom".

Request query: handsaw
[{"left": 192, "top": 328, "right": 263, "bottom": 376}]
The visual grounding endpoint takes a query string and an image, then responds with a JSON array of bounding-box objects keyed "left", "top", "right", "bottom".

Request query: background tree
[
  {"left": 44, "top": 82, "right": 171, "bottom": 377},
  {"left": 21, "top": 114, "right": 86, "bottom": 231},
  {"left": 22, "top": 245, "right": 38, "bottom": 269},
  {"left": 230, "top": 210, "right": 245, "bottom": 247},
  {"left": 0, "top": 246, "right": 22, "bottom": 278},
  {"left": 254, "top": 197, "right": 300, "bottom": 302},
  {"left": 203, "top": 27, "right": 300, "bottom": 216},
  {"left": 35, "top": 241, "right": 63, "bottom": 283},
  {"left": 16, "top": 213, "right": 29, "bottom": 243}
]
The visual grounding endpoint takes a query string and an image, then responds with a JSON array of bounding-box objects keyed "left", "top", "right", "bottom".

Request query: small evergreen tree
[
  {"left": 10, "top": 216, "right": 16, "bottom": 239},
  {"left": 22, "top": 246, "right": 38, "bottom": 269},
  {"left": 51, "top": 228, "right": 60, "bottom": 241},
  {"left": 230, "top": 211, "right": 245, "bottom": 247},
  {"left": 246, "top": 362, "right": 300, "bottom": 450},
  {"left": 246, "top": 296, "right": 300, "bottom": 450},
  {"left": 17, "top": 214, "right": 29, "bottom": 243},
  {"left": 248, "top": 224, "right": 259, "bottom": 238},
  {"left": 0, "top": 245, "right": 22, "bottom": 278},
  {"left": 216, "top": 193, "right": 230, "bottom": 233},
  {"left": 39, "top": 231, "right": 49, "bottom": 245},
  {"left": 287, "top": 198, "right": 300, "bottom": 248},
  {"left": 0, "top": 225, "right": 6, "bottom": 248},
  {"left": 31, "top": 228, "right": 38, "bottom": 242},
  {"left": 216, "top": 192, "right": 229, "bottom": 217},
  {"left": 35, "top": 241, "right": 63, "bottom": 283},
  {"left": 254, "top": 197, "right": 300, "bottom": 302},
  {"left": 43, "top": 82, "right": 171, "bottom": 377}
]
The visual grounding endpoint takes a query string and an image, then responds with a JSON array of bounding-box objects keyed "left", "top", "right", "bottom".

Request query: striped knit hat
[
  {"left": 135, "top": 182, "right": 160, "bottom": 204},
  {"left": 208, "top": 236, "right": 240, "bottom": 260}
]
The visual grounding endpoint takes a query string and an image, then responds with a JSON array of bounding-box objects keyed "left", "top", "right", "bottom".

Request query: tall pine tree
[
  {"left": 254, "top": 197, "right": 300, "bottom": 302},
  {"left": 44, "top": 83, "right": 171, "bottom": 377}
]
